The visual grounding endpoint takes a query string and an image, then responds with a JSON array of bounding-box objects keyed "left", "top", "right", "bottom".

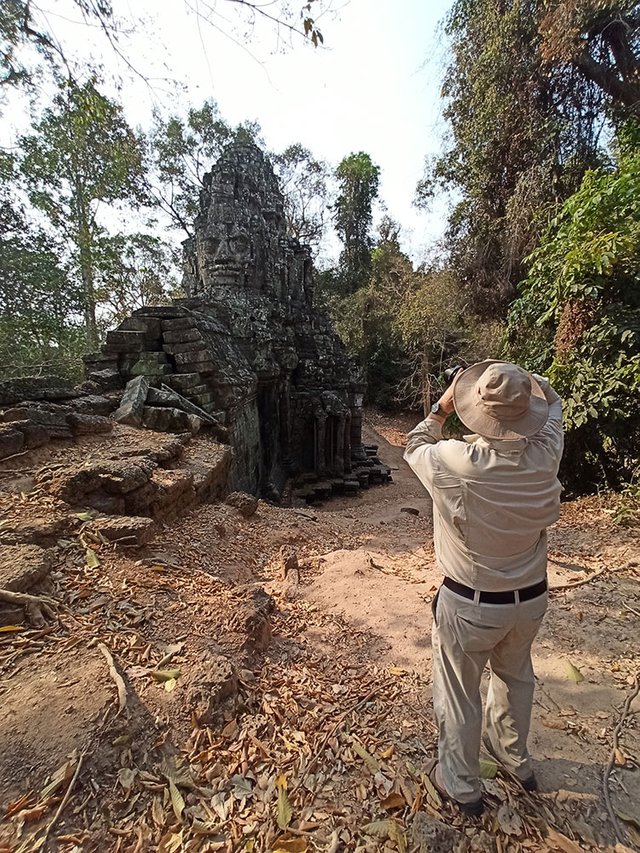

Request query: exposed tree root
[
  {"left": 98, "top": 642, "right": 128, "bottom": 715},
  {"left": 602, "top": 673, "right": 640, "bottom": 843},
  {"left": 0, "top": 588, "right": 58, "bottom": 627},
  {"left": 549, "top": 566, "right": 608, "bottom": 593}
]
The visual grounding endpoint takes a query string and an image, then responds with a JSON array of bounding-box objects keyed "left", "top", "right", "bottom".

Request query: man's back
[{"left": 404, "top": 382, "right": 563, "bottom": 591}]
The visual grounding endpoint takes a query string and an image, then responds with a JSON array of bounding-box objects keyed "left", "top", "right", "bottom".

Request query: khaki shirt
[{"left": 403, "top": 389, "right": 563, "bottom": 592}]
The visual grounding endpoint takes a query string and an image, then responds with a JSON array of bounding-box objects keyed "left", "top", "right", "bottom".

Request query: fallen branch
[
  {"left": 549, "top": 567, "right": 608, "bottom": 593},
  {"left": 0, "top": 588, "right": 58, "bottom": 627},
  {"left": 602, "top": 673, "right": 640, "bottom": 843},
  {"left": 38, "top": 747, "right": 88, "bottom": 851},
  {"left": 98, "top": 642, "right": 128, "bottom": 715}
]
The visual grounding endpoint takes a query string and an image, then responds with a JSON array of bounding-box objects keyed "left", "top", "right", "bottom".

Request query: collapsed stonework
[{"left": 85, "top": 141, "right": 387, "bottom": 498}]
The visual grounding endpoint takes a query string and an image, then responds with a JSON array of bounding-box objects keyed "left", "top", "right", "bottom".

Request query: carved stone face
[
  {"left": 185, "top": 144, "right": 307, "bottom": 296},
  {"left": 198, "top": 225, "right": 252, "bottom": 289}
]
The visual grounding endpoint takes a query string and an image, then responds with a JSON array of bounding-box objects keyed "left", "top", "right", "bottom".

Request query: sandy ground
[{"left": 0, "top": 412, "right": 638, "bottom": 852}]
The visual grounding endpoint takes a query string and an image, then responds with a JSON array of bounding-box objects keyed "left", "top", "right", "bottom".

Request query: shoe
[
  {"left": 428, "top": 760, "right": 485, "bottom": 817},
  {"left": 482, "top": 735, "right": 537, "bottom": 792}
]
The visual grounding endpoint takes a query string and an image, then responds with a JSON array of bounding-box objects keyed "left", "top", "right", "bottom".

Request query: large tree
[
  {"left": 270, "top": 143, "right": 329, "bottom": 252},
  {"left": 332, "top": 151, "right": 380, "bottom": 294},
  {"left": 19, "top": 78, "right": 146, "bottom": 349},
  {"left": 417, "top": 0, "right": 610, "bottom": 318},
  {"left": 506, "top": 122, "right": 640, "bottom": 490},
  {"left": 0, "top": 155, "right": 84, "bottom": 377},
  {"left": 539, "top": 0, "right": 640, "bottom": 116}
]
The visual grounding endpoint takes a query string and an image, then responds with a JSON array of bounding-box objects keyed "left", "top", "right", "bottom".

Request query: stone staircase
[{"left": 292, "top": 444, "right": 392, "bottom": 504}]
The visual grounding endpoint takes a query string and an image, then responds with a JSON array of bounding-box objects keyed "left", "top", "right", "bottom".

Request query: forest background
[{"left": 1, "top": 0, "right": 639, "bottom": 497}]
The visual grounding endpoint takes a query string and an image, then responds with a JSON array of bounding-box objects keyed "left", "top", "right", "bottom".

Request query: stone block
[
  {"left": 119, "top": 316, "right": 162, "bottom": 339},
  {"left": 0, "top": 375, "right": 77, "bottom": 406},
  {"left": 225, "top": 491, "right": 258, "bottom": 518},
  {"left": 142, "top": 406, "right": 195, "bottom": 433},
  {"left": 42, "top": 457, "right": 156, "bottom": 508},
  {"left": 92, "top": 515, "right": 157, "bottom": 546},
  {"left": 11, "top": 405, "right": 72, "bottom": 440},
  {"left": 178, "top": 361, "right": 215, "bottom": 375},
  {"left": 113, "top": 376, "right": 149, "bottom": 427},
  {"left": 166, "top": 373, "right": 202, "bottom": 393},
  {"left": 11, "top": 420, "right": 50, "bottom": 450},
  {"left": 0, "top": 544, "right": 52, "bottom": 593},
  {"left": 163, "top": 339, "right": 208, "bottom": 355},
  {"left": 0, "top": 427, "right": 24, "bottom": 459},
  {"left": 133, "top": 305, "right": 188, "bottom": 318},
  {"left": 173, "top": 349, "right": 213, "bottom": 366},
  {"left": 161, "top": 317, "right": 196, "bottom": 332},
  {"left": 0, "top": 514, "right": 75, "bottom": 547},
  {"left": 141, "top": 406, "right": 172, "bottom": 431},
  {"left": 187, "top": 384, "right": 211, "bottom": 397},
  {"left": 187, "top": 655, "right": 238, "bottom": 724},
  {"left": 88, "top": 369, "right": 123, "bottom": 390},
  {"left": 187, "top": 414, "right": 203, "bottom": 434},
  {"left": 190, "top": 392, "right": 215, "bottom": 407},
  {"left": 69, "top": 395, "right": 118, "bottom": 417},
  {"left": 162, "top": 328, "right": 202, "bottom": 345},
  {"left": 412, "top": 813, "right": 465, "bottom": 853},
  {"left": 146, "top": 387, "right": 182, "bottom": 408},
  {"left": 238, "top": 586, "right": 274, "bottom": 652},
  {"left": 123, "top": 480, "right": 157, "bottom": 515},
  {"left": 67, "top": 413, "right": 114, "bottom": 435},
  {"left": 104, "top": 330, "right": 146, "bottom": 353}
]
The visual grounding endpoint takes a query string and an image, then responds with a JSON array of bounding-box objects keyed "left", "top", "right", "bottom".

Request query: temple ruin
[{"left": 81, "top": 141, "right": 386, "bottom": 498}]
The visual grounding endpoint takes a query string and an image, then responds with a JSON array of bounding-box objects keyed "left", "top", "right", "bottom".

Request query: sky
[{"left": 7, "top": 0, "right": 455, "bottom": 263}]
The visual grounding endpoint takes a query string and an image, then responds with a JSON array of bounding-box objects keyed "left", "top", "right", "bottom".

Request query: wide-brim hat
[{"left": 452, "top": 360, "right": 549, "bottom": 440}]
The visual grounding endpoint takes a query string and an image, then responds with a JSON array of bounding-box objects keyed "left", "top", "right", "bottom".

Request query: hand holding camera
[{"left": 430, "top": 365, "right": 465, "bottom": 420}]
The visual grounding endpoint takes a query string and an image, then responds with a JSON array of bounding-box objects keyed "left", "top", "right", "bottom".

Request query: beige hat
[{"left": 452, "top": 360, "right": 549, "bottom": 440}]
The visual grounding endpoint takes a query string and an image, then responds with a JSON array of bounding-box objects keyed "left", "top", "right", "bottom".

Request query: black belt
[{"left": 443, "top": 576, "right": 547, "bottom": 604}]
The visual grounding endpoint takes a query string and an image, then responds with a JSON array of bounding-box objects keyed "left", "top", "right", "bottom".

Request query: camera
[{"left": 444, "top": 365, "right": 464, "bottom": 386}]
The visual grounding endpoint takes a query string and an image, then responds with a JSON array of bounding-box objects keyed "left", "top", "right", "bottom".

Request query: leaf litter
[{"left": 0, "top": 473, "right": 638, "bottom": 851}]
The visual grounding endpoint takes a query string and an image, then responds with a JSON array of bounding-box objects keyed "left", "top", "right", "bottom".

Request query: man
[{"left": 404, "top": 360, "right": 563, "bottom": 817}]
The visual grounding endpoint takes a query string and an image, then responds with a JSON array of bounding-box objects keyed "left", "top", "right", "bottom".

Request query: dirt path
[{"left": 0, "top": 414, "right": 639, "bottom": 852}]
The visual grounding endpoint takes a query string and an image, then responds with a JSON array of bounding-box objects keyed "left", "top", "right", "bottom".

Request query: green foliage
[
  {"left": 332, "top": 152, "right": 380, "bottom": 294},
  {"left": 94, "top": 233, "right": 182, "bottom": 330},
  {"left": 19, "top": 77, "right": 147, "bottom": 348},
  {"left": 326, "top": 218, "right": 500, "bottom": 411},
  {"left": 0, "top": 197, "right": 86, "bottom": 379},
  {"left": 420, "top": 0, "right": 608, "bottom": 318},
  {"left": 0, "top": 1, "right": 115, "bottom": 94},
  {"left": 507, "top": 130, "right": 640, "bottom": 489},
  {"left": 611, "top": 482, "right": 640, "bottom": 526}
]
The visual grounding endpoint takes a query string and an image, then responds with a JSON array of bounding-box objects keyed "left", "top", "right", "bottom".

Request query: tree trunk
[
  {"left": 75, "top": 183, "right": 98, "bottom": 351},
  {"left": 80, "top": 249, "right": 98, "bottom": 351},
  {"left": 421, "top": 348, "right": 431, "bottom": 419}
]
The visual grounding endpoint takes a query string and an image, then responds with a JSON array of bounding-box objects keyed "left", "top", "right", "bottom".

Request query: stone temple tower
[{"left": 86, "top": 141, "right": 372, "bottom": 497}]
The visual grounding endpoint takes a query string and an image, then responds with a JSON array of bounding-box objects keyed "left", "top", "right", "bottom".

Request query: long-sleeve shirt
[{"left": 403, "top": 380, "right": 564, "bottom": 592}]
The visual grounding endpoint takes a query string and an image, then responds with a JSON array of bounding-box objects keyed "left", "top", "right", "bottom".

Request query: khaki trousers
[{"left": 431, "top": 583, "right": 547, "bottom": 803}]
